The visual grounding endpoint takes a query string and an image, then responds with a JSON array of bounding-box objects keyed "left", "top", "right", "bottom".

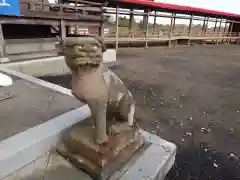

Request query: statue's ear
[{"left": 93, "top": 36, "right": 107, "bottom": 53}]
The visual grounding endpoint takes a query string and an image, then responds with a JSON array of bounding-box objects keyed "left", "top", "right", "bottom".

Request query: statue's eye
[
  {"left": 76, "top": 45, "right": 83, "bottom": 50},
  {"left": 93, "top": 45, "right": 98, "bottom": 50}
]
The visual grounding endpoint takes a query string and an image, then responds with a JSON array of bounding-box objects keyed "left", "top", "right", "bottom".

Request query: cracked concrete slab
[{"left": 0, "top": 71, "right": 83, "bottom": 141}]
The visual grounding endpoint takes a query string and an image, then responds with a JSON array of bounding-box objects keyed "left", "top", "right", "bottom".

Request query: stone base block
[{"left": 57, "top": 123, "right": 146, "bottom": 180}]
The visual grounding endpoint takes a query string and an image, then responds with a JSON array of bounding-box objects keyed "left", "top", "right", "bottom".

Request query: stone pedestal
[{"left": 57, "top": 123, "right": 145, "bottom": 180}]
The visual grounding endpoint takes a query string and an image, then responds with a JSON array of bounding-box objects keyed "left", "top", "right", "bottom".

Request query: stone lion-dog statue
[{"left": 57, "top": 36, "right": 139, "bottom": 145}]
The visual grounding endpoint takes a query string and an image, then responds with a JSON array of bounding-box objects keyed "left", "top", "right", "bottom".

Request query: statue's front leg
[{"left": 88, "top": 100, "right": 108, "bottom": 145}]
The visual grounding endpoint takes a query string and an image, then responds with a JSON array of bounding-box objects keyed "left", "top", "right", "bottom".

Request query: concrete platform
[
  {"left": 0, "top": 49, "right": 117, "bottom": 77},
  {"left": 0, "top": 68, "right": 176, "bottom": 180},
  {"left": 0, "top": 70, "right": 83, "bottom": 141}
]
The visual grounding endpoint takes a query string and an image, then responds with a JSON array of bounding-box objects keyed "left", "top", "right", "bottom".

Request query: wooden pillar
[
  {"left": 217, "top": 18, "right": 223, "bottom": 33},
  {"left": 152, "top": 11, "right": 157, "bottom": 35},
  {"left": 129, "top": 9, "right": 134, "bottom": 37},
  {"left": 201, "top": 17, "right": 206, "bottom": 36},
  {"left": 60, "top": 19, "right": 66, "bottom": 41},
  {"left": 188, "top": 14, "right": 193, "bottom": 45},
  {"left": 144, "top": 9, "right": 149, "bottom": 48},
  {"left": 222, "top": 21, "right": 228, "bottom": 43},
  {"left": 0, "top": 23, "right": 8, "bottom": 63},
  {"left": 204, "top": 17, "right": 209, "bottom": 36},
  {"left": 216, "top": 17, "right": 223, "bottom": 44},
  {"left": 115, "top": 5, "right": 119, "bottom": 49},
  {"left": 172, "top": 14, "right": 176, "bottom": 34},
  {"left": 223, "top": 21, "right": 228, "bottom": 34},
  {"left": 168, "top": 12, "right": 175, "bottom": 46},
  {"left": 188, "top": 14, "right": 193, "bottom": 35},
  {"left": 228, "top": 21, "right": 234, "bottom": 44},
  {"left": 99, "top": 6, "right": 104, "bottom": 37},
  {"left": 213, "top": 19, "right": 218, "bottom": 32}
]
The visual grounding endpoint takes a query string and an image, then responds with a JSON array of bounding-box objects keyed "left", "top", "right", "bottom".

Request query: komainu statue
[{"left": 56, "top": 36, "right": 145, "bottom": 180}]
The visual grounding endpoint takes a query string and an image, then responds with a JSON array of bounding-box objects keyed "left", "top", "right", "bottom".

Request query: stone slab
[
  {"left": 0, "top": 49, "right": 117, "bottom": 77},
  {"left": 0, "top": 71, "right": 83, "bottom": 141},
  {"left": 62, "top": 123, "right": 141, "bottom": 167},
  {"left": 3, "top": 153, "right": 91, "bottom": 180}
]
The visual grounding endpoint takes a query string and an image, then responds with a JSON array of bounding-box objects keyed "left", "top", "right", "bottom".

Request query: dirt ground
[{"left": 41, "top": 44, "right": 240, "bottom": 180}]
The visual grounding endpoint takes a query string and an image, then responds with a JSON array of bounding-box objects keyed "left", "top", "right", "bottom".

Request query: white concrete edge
[
  {"left": 0, "top": 67, "right": 73, "bottom": 97},
  {"left": 0, "top": 106, "right": 91, "bottom": 179},
  {"left": 2, "top": 56, "right": 65, "bottom": 66},
  {"left": 0, "top": 49, "right": 116, "bottom": 66},
  {"left": 119, "top": 131, "right": 177, "bottom": 180}
]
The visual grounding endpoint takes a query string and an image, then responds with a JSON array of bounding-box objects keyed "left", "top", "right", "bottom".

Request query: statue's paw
[
  {"left": 133, "top": 122, "right": 140, "bottom": 132},
  {"left": 109, "top": 126, "right": 121, "bottom": 136},
  {"left": 95, "top": 136, "right": 109, "bottom": 146}
]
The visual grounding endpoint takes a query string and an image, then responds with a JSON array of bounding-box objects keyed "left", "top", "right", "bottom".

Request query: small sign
[{"left": 0, "top": 0, "right": 20, "bottom": 16}]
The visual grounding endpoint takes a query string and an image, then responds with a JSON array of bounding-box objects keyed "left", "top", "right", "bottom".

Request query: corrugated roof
[{"left": 117, "top": 0, "right": 240, "bottom": 18}]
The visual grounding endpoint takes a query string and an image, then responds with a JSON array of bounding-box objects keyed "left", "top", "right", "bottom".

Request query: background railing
[{"left": 19, "top": 0, "right": 103, "bottom": 21}]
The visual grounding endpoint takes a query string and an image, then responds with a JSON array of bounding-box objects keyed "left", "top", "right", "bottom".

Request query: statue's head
[{"left": 56, "top": 36, "right": 107, "bottom": 70}]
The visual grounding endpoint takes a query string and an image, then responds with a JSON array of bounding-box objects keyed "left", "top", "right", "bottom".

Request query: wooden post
[
  {"left": 152, "top": 11, "right": 157, "bottom": 35},
  {"left": 213, "top": 19, "right": 218, "bottom": 32},
  {"left": 204, "top": 17, "right": 209, "bottom": 36},
  {"left": 115, "top": 5, "right": 119, "bottom": 49},
  {"left": 144, "top": 9, "right": 149, "bottom": 48},
  {"left": 168, "top": 12, "right": 175, "bottom": 46},
  {"left": 0, "top": 23, "right": 8, "bottom": 63},
  {"left": 99, "top": 6, "right": 104, "bottom": 37},
  {"left": 188, "top": 14, "right": 193, "bottom": 45},
  {"left": 60, "top": 19, "right": 66, "bottom": 41},
  {"left": 202, "top": 17, "right": 206, "bottom": 36},
  {"left": 223, "top": 21, "right": 228, "bottom": 34},
  {"left": 188, "top": 14, "right": 193, "bottom": 35},
  {"left": 129, "top": 8, "right": 134, "bottom": 37},
  {"left": 222, "top": 21, "right": 228, "bottom": 43},
  {"left": 228, "top": 21, "right": 234, "bottom": 44},
  {"left": 216, "top": 17, "right": 223, "bottom": 44}
]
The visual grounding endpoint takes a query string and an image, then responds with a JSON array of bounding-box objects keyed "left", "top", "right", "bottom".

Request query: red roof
[{"left": 117, "top": 0, "right": 240, "bottom": 19}]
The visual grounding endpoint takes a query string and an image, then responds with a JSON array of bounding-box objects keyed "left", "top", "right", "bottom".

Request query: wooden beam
[
  {"left": 187, "top": 14, "right": 193, "bottom": 45},
  {"left": 188, "top": 14, "right": 193, "bottom": 36},
  {"left": 201, "top": 17, "right": 206, "bottom": 36},
  {"left": 204, "top": 17, "right": 209, "bottom": 36},
  {"left": 217, "top": 18, "right": 223, "bottom": 34},
  {"left": 228, "top": 21, "right": 234, "bottom": 43},
  {"left": 223, "top": 21, "right": 228, "bottom": 34},
  {"left": 222, "top": 21, "right": 228, "bottom": 43},
  {"left": 168, "top": 12, "right": 175, "bottom": 46},
  {"left": 168, "top": 13, "right": 174, "bottom": 38},
  {"left": 115, "top": 6, "right": 119, "bottom": 50},
  {"left": 0, "top": 22, "right": 8, "bottom": 63},
  {"left": 129, "top": 9, "right": 134, "bottom": 34},
  {"left": 145, "top": 9, "right": 149, "bottom": 48},
  {"left": 99, "top": 6, "right": 104, "bottom": 37},
  {"left": 213, "top": 19, "right": 218, "bottom": 32},
  {"left": 216, "top": 17, "right": 223, "bottom": 44},
  {"left": 60, "top": 19, "right": 66, "bottom": 41},
  {"left": 152, "top": 11, "right": 157, "bottom": 34},
  {"left": 0, "top": 23, "right": 4, "bottom": 57}
]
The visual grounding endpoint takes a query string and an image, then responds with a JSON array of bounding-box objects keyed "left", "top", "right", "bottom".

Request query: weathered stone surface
[{"left": 57, "top": 122, "right": 146, "bottom": 180}]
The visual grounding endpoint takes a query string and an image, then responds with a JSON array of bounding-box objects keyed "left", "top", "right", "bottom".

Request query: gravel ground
[{"left": 40, "top": 44, "right": 240, "bottom": 180}]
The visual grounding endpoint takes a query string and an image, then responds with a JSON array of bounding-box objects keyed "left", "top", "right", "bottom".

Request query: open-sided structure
[{"left": 103, "top": 0, "right": 240, "bottom": 48}]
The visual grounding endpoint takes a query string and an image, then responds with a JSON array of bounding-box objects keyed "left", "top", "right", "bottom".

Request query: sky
[{"left": 156, "top": 0, "right": 239, "bottom": 14}]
